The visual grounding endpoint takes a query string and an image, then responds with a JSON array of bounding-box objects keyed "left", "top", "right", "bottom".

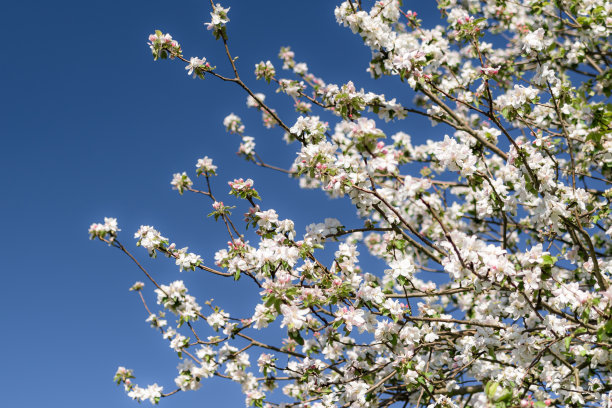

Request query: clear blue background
[{"left": 1, "top": 1, "right": 441, "bottom": 407}]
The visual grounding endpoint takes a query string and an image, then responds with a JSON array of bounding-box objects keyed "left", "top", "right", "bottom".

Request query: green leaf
[
  {"left": 288, "top": 330, "right": 305, "bottom": 346},
  {"left": 604, "top": 318, "right": 612, "bottom": 335},
  {"left": 495, "top": 390, "right": 512, "bottom": 403},
  {"left": 486, "top": 381, "right": 499, "bottom": 399}
]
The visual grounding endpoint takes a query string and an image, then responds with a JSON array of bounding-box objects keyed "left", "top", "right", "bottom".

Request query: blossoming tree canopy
[{"left": 91, "top": 1, "right": 612, "bottom": 407}]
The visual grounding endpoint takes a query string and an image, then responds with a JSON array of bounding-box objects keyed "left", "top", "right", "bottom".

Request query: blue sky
[{"left": 1, "top": 1, "right": 442, "bottom": 407}]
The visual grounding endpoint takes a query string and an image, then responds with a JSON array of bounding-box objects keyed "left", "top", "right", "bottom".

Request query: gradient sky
[{"left": 1, "top": 1, "right": 443, "bottom": 407}]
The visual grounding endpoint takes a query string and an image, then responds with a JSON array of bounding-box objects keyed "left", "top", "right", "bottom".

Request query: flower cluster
[
  {"left": 115, "top": 367, "right": 163, "bottom": 404},
  {"left": 148, "top": 31, "right": 181, "bottom": 61},
  {"left": 289, "top": 116, "right": 328, "bottom": 144},
  {"left": 134, "top": 225, "right": 168, "bottom": 256},
  {"left": 208, "top": 200, "right": 234, "bottom": 222},
  {"left": 205, "top": 3, "right": 230, "bottom": 40},
  {"left": 88, "top": 217, "right": 119, "bottom": 241},
  {"left": 172, "top": 247, "right": 202, "bottom": 272},
  {"left": 155, "top": 280, "right": 201, "bottom": 322},
  {"left": 185, "top": 57, "right": 213, "bottom": 79},
  {"left": 246, "top": 93, "right": 265, "bottom": 109},
  {"left": 195, "top": 156, "right": 217, "bottom": 176},
  {"left": 495, "top": 85, "right": 539, "bottom": 111},
  {"left": 170, "top": 172, "right": 192, "bottom": 194},
  {"left": 522, "top": 28, "right": 552, "bottom": 54},
  {"left": 174, "top": 359, "right": 215, "bottom": 392},
  {"left": 255, "top": 61, "right": 275, "bottom": 83},
  {"left": 128, "top": 383, "right": 163, "bottom": 404},
  {"left": 277, "top": 79, "right": 305, "bottom": 97},
  {"left": 228, "top": 178, "right": 259, "bottom": 200},
  {"left": 129, "top": 281, "right": 144, "bottom": 291},
  {"left": 223, "top": 113, "right": 244, "bottom": 134}
]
